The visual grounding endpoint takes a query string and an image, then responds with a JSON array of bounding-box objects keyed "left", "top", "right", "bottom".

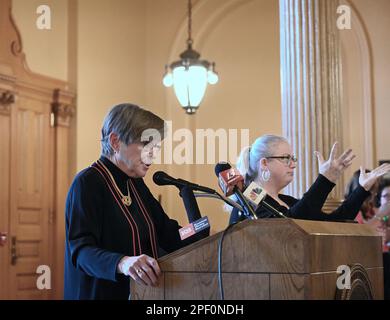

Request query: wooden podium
[{"left": 131, "top": 219, "right": 384, "bottom": 300}]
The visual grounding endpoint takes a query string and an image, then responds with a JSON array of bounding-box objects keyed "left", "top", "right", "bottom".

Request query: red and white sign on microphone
[{"left": 218, "top": 167, "right": 244, "bottom": 196}]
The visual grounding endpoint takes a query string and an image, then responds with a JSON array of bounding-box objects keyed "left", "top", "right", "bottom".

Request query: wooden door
[
  {"left": 0, "top": 95, "right": 12, "bottom": 299},
  {"left": 0, "top": 0, "right": 75, "bottom": 299},
  {"left": 8, "top": 95, "right": 52, "bottom": 299}
]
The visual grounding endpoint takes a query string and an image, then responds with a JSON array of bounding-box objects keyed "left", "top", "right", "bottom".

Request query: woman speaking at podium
[
  {"left": 229, "top": 135, "right": 390, "bottom": 224},
  {"left": 64, "top": 103, "right": 200, "bottom": 300}
]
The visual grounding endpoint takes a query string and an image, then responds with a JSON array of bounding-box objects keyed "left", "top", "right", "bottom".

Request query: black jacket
[
  {"left": 230, "top": 174, "right": 371, "bottom": 224},
  {"left": 64, "top": 156, "right": 201, "bottom": 300}
]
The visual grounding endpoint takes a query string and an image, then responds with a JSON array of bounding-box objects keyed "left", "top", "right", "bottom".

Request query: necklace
[{"left": 97, "top": 160, "right": 131, "bottom": 206}]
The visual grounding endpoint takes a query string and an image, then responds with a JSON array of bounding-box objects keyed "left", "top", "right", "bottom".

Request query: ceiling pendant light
[{"left": 163, "top": 0, "right": 219, "bottom": 114}]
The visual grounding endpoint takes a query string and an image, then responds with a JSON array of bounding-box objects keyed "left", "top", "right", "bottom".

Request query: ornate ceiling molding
[{"left": 51, "top": 89, "right": 76, "bottom": 127}]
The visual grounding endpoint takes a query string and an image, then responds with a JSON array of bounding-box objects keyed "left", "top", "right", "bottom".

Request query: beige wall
[
  {"left": 76, "top": 0, "right": 147, "bottom": 170},
  {"left": 12, "top": 0, "right": 68, "bottom": 81},
  {"left": 341, "top": 0, "right": 390, "bottom": 181},
  {"left": 352, "top": 0, "right": 390, "bottom": 163},
  {"left": 169, "top": 0, "right": 282, "bottom": 230},
  {"left": 142, "top": 0, "right": 282, "bottom": 231},
  {"left": 341, "top": 0, "right": 372, "bottom": 179},
  {"left": 11, "top": 0, "right": 390, "bottom": 232}
]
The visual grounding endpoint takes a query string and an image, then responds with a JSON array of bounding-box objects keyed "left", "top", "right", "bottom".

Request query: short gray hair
[{"left": 101, "top": 103, "right": 165, "bottom": 157}]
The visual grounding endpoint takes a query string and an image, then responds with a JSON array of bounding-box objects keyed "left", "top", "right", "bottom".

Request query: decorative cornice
[
  {"left": 52, "top": 103, "right": 75, "bottom": 127},
  {"left": 0, "top": 73, "right": 17, "bottom": 83},
  {"left": 51, "top": 89, "right": 76, "bottom": 127},
  {"left": 9, "top": 6, "right": 23, "bottom": 57},
  {"left": 0, "top": 90, "right": 15, "bottom": 115}
]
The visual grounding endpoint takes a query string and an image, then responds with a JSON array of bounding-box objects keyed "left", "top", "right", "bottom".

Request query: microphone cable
[{"left": 217, "top": 221, "right": 239, "bottom": 300}]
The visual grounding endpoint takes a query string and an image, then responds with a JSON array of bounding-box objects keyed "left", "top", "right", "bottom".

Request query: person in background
[
  {"left": 375, "top": 178, "right": 390, "bottom": 299},
  {"left": 375, "top": 179, "right": 390, "bottom": 252},
  {"left": 345, "top": 174, "right": 390, "bottom": 252},
  {"left": 377, "top": 179, "right": 390, "bottom": 212},
  {"left": 344, "top": 169, "right": 377, "bottom": 224},
  {"left": 229, "top": 135, "right": 390, "bottom": 224}
]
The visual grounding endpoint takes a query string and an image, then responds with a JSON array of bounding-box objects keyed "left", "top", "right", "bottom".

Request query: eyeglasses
[
  {"left": 141, "top": 140, "right": 162, "bottom": 150},
  {"left": 266, "top": 155, "right": 298, "bottom": 166},
  {"left": 381, "top": 194, "right": 390, "bottom": 201}
]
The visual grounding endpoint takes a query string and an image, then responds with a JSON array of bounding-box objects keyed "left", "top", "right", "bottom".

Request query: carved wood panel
[{"left": 0, "top": 0, "right": 75, "bottom": 299}]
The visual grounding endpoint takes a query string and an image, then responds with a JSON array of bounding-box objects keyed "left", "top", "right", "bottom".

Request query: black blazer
[
  {"left": 64, "top": 156, "right": 202, "bottom": 300},
  {"left": 230, "top": 174, "right": 371, "bottom": 224}
]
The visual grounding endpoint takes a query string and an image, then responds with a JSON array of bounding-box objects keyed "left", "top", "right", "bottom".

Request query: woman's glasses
[{"left": 266, "top": 155, "right": 298, "bottom": 166}]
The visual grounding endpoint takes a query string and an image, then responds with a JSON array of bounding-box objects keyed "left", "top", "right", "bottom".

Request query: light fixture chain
[{"left": 187, "top": 0, "right": 192, "bottom": 46}]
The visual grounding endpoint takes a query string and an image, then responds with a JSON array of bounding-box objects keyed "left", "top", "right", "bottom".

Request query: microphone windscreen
[{"left": 214, "top": 162, "right": 231, "bottom": 177}]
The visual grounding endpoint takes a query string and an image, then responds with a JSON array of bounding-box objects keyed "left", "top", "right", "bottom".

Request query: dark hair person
[
  {"left": 375, "top": 178, "right": 390, "bottom": 252},
  {"left": 344, "top": 169, "right": 377, "bottom": 223},
  {"left": 376, "top": 178, "right": 390, "bottom": 299},
  {"left": 64, "top": 103, "right": 204, "bottom": 300}
]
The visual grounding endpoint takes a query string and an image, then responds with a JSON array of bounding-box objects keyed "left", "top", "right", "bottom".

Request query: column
[{"left": 279, "top": 0, "right": 343, "bottom": 202}]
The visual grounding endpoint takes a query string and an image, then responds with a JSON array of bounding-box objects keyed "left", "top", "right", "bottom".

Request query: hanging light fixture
[{"left": 163, "top": 0, "right": 219, "bottom": 115}]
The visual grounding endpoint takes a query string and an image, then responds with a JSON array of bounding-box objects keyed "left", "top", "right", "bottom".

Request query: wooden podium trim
[{"left": 132, "top": 219, "right": 384, "bottom": 300}]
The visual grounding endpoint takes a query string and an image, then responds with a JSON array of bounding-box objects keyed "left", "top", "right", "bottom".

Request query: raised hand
[
  {"left": 359, "top": 164, "right": 390, "bottom": 192},
  {"left": 117, "top": 254, "right": 161, "bottom": 286},
  {"left": 315, "top": 142, "right": 356, "bottom": 183}
]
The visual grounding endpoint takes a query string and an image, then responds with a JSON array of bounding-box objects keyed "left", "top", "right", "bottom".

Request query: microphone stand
[
  {"left": 193, "top": 192, "right": 244, "bottom": 213},
  {"left": 179, "top": 185, "right": 202, "bottom": 223},
  {"left": 179, "top": 185, "right": 210, "bottom": 238}
]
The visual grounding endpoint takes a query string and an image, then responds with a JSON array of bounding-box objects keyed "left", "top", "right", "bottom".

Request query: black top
[
  {"left": 64, "top": 156, "right": 200, "bottom": 300},
  {"left": 230, "top": 174, "right": 371, "bottom": 224}
]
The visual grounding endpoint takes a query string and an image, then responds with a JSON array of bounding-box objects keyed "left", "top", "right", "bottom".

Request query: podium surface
[{"left": 131, "top": 219, "right": 383, "bottom": 300}]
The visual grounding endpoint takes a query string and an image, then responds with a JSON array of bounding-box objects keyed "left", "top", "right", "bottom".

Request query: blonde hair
[
  {"left": 224, "top": 134, "right": 289, "bottom": 213},
  {"left": 237, "top": 134, "right": 289, "bottom": 185}
]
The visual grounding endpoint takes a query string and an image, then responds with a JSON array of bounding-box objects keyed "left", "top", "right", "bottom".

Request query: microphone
[
  {"left": 215, "top": 162, "right": 258, "bottom": 220},
  {"left": 215, "top": 162, "right": 286, "bottom": 219},
  {"left": 153, "top": 171, "right": 211, "bottom": 240},
  {"left": 243, "top": 182, "right": 286, "bottom": 218},
  {"left": 153, "top": 171, "right": 216, "bottom": 194},
  {"left": 216, "top": 166, "right": 244, "bottom": 197}
]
